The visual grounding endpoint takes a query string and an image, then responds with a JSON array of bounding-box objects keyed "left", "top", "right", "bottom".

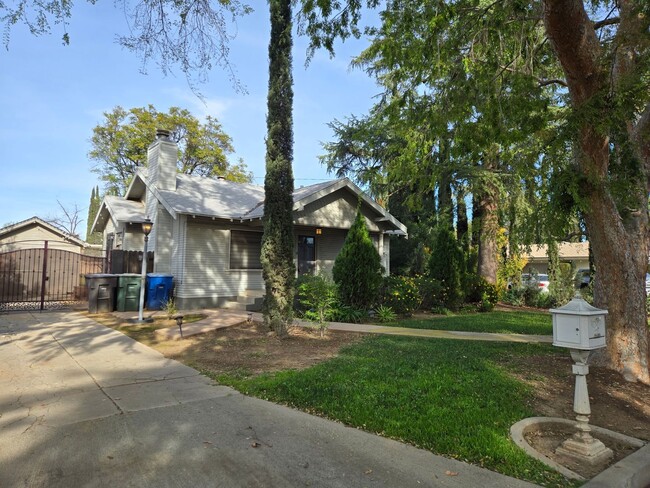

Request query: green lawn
[
  {"left": 380, "top": 310, "right": 553, "bottom": 335},
  {"left": 217, "top": 336, "right": 576, "bottom": 487}
]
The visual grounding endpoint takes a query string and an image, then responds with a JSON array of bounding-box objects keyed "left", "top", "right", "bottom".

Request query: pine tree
[
  {"left": 86, "top": 186, "right": 102, "bottom": 244},
  {"left": 260, "top": 0, "right": 295, "bottom": 337},
  {"left": 332, "top": 208, "right": 382, "bottom": 309},
  {"left": 428, "top": 225, "right": 464, "bottom": 311}
]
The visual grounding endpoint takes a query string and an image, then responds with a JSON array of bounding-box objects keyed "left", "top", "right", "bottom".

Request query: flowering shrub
[{"left": 381, "top": 275, "right": 422, "bottom": 316}]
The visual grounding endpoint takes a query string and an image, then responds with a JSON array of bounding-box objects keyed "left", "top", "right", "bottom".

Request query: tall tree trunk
[
  {"left": 456, "top": 183, "right": 469, "bottom": 248},
  {"left": 543, "top": 0, "right": 649, "bottom": 383},
  {"left": 261, "top": 0, "right": 295, "bottom": 337},
  {"left": 477, "top": 158, "right": 499, "bottom": 285}
]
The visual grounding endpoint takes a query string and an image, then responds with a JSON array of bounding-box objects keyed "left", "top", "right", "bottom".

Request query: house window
[{"left": 230, "top": 230, "right": 263, "bottom": 270}]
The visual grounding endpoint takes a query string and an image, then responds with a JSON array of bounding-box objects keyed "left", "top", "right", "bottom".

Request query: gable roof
[
  {"left": 92, "top": 196, "right": 146, "bottom": 233},
  {"left": 95, "top": 172, "right": 407, "bottom": 236},
  {"left": 0, "top": 216, "right": 89, "bottom": 248}
]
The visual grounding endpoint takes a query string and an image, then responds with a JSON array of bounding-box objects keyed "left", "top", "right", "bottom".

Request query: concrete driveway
[{"left": 0, "top": 311, "right": 538, "bottom": 487}]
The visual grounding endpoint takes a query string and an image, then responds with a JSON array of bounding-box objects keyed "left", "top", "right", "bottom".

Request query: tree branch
[{"left": 593, "top": 16, "right": 619, "bottom": 30}]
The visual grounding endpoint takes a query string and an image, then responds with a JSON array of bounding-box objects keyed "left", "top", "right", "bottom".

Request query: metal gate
[{"left": 0, "top": 241, "right": 106, "bottom": 311}]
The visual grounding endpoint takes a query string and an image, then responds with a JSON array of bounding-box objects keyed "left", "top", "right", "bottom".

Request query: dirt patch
[
  {"left": 138, "top": 320, "right": 365, "bottom": 378},
  {"left": 510, "top": 353, "right": 650, "bottom": 478},
  {"left": 523, "top": 422, "right": 640, "bottom": 479}
]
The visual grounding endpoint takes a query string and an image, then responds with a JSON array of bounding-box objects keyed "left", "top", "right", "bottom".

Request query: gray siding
[
  {"left": 294, "top": 189, "right": 381, "bottom": 232},
  {"left": 154, "top": 208, "right": 173, "bottom": 273},
  {"left": 313, "top": 229, "right": 347, "bottom": 276},
  {"left": 175, "top": 222, "right": 264, "bottom": 303}
]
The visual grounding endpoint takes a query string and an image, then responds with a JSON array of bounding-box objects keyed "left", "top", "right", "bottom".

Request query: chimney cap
[{"left": 156, "top": 128, "right": 171, "bottom": 140}]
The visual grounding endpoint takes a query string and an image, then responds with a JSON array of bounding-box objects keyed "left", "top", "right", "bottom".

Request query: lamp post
[{"left": 138, "top": 218, "right": 153, "bottom": 322}]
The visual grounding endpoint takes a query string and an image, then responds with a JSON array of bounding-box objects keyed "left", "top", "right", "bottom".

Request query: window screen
[{"left": 230, "top": 230, "right": 263, "bottom": 269}]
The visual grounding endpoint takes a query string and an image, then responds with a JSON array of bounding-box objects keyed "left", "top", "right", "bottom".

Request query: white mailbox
[{"left": 550, "top": 297, "right": 607, "bottom": 350}]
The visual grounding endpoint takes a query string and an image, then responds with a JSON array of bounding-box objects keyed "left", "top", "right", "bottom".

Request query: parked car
[
  {"left": 522, "top": 273, "right": 550, "bottom": 293},
  {"left": 576, "top": 268, "right": 591, "bottom": 289}
]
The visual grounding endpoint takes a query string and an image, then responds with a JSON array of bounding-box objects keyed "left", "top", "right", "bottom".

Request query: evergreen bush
[
  {"left": 381, "top": 275, "right": 421, "bottom": 316},
  {"left": 332, "top": 208, "right": 383, "bottom": 309},
  {"left": 428, "top": 226, "right": 464, "bottom": 311}
]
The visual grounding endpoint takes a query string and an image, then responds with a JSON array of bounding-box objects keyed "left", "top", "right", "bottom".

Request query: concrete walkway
[{"left": 0, "top": 310, "right": 539, "bottom": 487}]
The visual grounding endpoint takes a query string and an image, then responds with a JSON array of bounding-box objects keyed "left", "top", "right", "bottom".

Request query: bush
[
  {"left": 296, "top": 274, "right": 337, "bottom": 336},
  {"left": 161, "top": 298, "right": 178, "bottom": 319},
  {"left": 329, "top": 305, "right": 367, "bottom": 323},
  {"left": 332, "top": 208, "right": 383, "bottom": 309},
  {"left": 428, "top": 226, "right": 464, "bottom": 311},
  {"left": 502, "top": 288, "right": 525, "bottom": 307},
  {"left": 381, "top": 275, "right": 421, "bottom": 316},
  {"left": 476, "top": 279, "right": 499, "bottom": 312},
  {"left": 374, "top": 304, "right": 397, "bottom": 323},
  {"left": 416, "top": 275, "right": 445, "bottom": 311},
  {"left": 548, "top": 263, "right": 575, "bottom": 307}
]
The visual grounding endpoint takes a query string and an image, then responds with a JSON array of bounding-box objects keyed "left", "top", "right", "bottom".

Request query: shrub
[
  {"left": 476, "top": 279, "right": 499, "bottom": 312},
  {"left": 375, "top": 304, "right": 397, "bottom": 323},
  {"left": 416, "top": 275, "right": 445, "bottom": 311},
  {"left": 548, "top": 263, "right": 575, "bottom": 307},
  {"left": 502, "top": 288, "right": 525, "bottom": 307},
  {"left": 329, "top": 305, "right": 368, "bottom": 324},
  {"left": 381, "top": 275, "right": 421, "bottom": 316},
  {"left": 428, "top": 226, "right": 464, "bottom": 311},
  {"left": 296, "top": 274, "right": 337, "bottom": 336},
  {"left": 332, "top": 208, "right": 383, "bottom": 309},
  {"left": 161, "top": 298, "right": 178, "bottom": 319}
]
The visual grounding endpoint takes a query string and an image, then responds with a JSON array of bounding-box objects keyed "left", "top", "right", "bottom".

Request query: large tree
[
  {"left": 542, "top": 0, "right": 649, "bottom": 383},
  {"left": 89, "top": 105, "right": 250, "bottom": 195},
  {"left": 261, "top": 0, "right": 296, "bottom": 337},
  {"left": 301, "top": 0, "right": 650, "bottom": 382}
]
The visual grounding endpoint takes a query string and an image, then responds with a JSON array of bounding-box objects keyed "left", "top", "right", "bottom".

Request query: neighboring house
[
  {"left": 92, "top": 130, "right": 407, "bottom": 310},
  {"left": 0, "top": 217, "right": 91, "bottom": 253},
  {"left": 522, "top": 242, "right": 590, "bottom": 275}
]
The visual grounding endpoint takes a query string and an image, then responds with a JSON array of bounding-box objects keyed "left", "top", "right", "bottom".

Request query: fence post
[{"left": 40, "top": 240, "right": 49, "bottom": 311}]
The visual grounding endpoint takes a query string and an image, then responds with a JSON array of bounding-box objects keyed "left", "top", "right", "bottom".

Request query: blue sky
[{"left": 0, "top": 3, "right": 379, "bottom": 234}]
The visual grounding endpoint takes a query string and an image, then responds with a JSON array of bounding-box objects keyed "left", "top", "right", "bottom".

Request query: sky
[{"left": 0, "top": 2, "right": 380, "bottom": 234}]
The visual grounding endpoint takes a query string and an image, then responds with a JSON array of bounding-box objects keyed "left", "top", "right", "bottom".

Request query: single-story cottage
[
  {"left": 0, "top": 217, "right": 92, "bottom": 253},
  {"left": 522, "top": 242, "right": 590, "bottom": 275},
  {"left": 92, "top": 130, "right": 407, "bottom": 310}
]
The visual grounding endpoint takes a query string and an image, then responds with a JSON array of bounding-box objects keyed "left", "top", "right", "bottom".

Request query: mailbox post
[{"left": 550, "top": 295, "right": 613, "bottom": 465}]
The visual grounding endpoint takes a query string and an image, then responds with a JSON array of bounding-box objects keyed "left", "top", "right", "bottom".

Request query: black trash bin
[
  {"left": 116, "top": 274, "right": 142, "bottom": 312},
  {"left": 86, "top": 274, "right": 118, "bottom": 313}
]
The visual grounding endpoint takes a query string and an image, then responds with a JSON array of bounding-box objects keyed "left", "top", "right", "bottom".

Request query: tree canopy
[
  {"left": 305, "top": 0, "right": 650, "bottom": 382},
  {"left": 89, "top": 105, "right": 251, "bottom": 195}
]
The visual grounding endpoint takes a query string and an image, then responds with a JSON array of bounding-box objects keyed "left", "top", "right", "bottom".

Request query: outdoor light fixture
[
  {"left": 138, "top": 218, "right": 153, "bottom": 322},
  {"left": 315, "top": 228, "right": 322, "bottom": 235},
  {"left": 141, "top": 218, "right": 153, "bottom": 237}
]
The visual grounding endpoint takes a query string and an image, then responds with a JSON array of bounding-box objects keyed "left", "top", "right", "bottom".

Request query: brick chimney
[{"left": 147, "top": 128, "right": 177, "bottom": 191}]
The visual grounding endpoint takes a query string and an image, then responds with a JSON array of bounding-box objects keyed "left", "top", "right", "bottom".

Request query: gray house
[{"left": 92, "top": 130, "right": 407, "bottom": 310}]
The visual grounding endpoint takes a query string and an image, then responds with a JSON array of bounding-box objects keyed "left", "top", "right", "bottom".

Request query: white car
[{"left": 522, "top": 273, "right": 550, "bottom": 293}]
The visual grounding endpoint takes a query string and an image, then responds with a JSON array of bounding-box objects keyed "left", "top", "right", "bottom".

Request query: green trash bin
[{"left": 116, "top": 274, "right": 142, "bottom": 312}]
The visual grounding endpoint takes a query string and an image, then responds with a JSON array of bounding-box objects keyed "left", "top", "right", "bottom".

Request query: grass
[
  {"left": 380, "top": 310, "right": 553, "bottom": 335},
  {"left": 216, "top": 336, "right": 576, "bottom": 487}
]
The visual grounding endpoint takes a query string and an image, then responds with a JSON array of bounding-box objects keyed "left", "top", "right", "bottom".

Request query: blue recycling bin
[{"left": 146, "top": 273, "right": 173, "bottom": 310}]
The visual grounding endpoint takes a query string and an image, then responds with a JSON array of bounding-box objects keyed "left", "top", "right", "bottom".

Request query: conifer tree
[
  {"left": 332, "top": 208, "right": 382, "bottom": 309},
  {"left": 85, "top": 186, "right": 102, "bottom": 244},
  {"left": 428, "top": 225, "right": 464, "bottom": 311},
  {"left": 261, "top": 0, "right": 295, "bottom": 337}
]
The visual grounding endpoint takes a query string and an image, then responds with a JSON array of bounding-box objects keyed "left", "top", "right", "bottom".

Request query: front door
[{"left": 297, "top": 236, "right": 316, "bottom": 275}]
